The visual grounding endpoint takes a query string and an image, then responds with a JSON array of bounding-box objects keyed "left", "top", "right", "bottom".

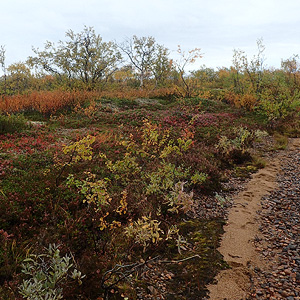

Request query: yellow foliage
[
  {"left": 116, "top": 190, "right": 128, "bottom": 215},
  {"left": 62, "top": 135, "right": 95, "bottom": 163},
  {"left": 125, "top": 215, "right": 164, "bottom": 251}
]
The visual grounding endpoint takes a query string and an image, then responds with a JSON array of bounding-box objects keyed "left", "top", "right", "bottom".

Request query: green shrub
[
  {"left": 258, "top": 87, "right": 300, "bottom": 122},
  {"left": 0, "top": 113, "right": 29, "bottom": 134},
  {"left": 216, "top": 127, "right": 268, "bottom": 164}
]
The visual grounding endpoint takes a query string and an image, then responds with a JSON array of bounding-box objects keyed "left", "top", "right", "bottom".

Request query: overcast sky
[{"left": 1, "top": 0, "right": 300, "bottom": 72}]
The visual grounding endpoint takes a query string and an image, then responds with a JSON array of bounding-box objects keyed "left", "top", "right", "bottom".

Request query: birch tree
[{"left": 28, "top": 26, "right": 122, "bottom": 89}]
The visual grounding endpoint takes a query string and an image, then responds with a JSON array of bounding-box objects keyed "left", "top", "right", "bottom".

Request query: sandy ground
[{"left": 207, "top": 139, "right": 300, "bottom": 300}]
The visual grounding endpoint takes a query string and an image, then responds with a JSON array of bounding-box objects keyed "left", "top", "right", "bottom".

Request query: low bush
[
  {"left": 19, "top": 244, "right": 85, "bottom": 300},
  {"left": 273, "top": 133, "right": 288, "bottom": 150},
  {"left": 0, "top": 114, "right": 29, "bottom": 134},
  {"left": 216, "top": 126, "right": 268, "bottom": 165}
]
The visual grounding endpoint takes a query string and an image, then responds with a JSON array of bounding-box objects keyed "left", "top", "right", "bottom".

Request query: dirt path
[{"left": 206, "top": 138, "right": 300, "bottom": 300}]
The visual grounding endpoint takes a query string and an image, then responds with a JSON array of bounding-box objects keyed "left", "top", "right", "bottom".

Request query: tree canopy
[{"left": 28, "top": 26, "right": 122, "bottom": 89}]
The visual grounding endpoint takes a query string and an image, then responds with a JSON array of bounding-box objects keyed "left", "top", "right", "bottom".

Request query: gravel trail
[
  {"left": 251, "top": 138, "right": 300, "bottom": 299},
  {"left": 206, "top": 138, "right": 300, "bottom": 300}
]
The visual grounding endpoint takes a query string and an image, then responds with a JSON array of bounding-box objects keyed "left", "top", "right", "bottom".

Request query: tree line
[
  {"left": 0, "top": 26, "right": 201, "bottom": 93},
  {"left": 1, "top": 26, "right": 300, "bottom": 123}
]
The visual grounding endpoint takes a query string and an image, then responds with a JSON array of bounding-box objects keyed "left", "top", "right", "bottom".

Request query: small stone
[
  {"left": 147, "top": 286, "right": 157, "bottom": 295},
  {"left": 280, "top": 290, "right": 289, "bottom": 298},
  {"left": 289, "top": 244, "right": 297, "bottom": 250}
]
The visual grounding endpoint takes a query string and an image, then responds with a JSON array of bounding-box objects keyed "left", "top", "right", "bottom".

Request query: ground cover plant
[{"left": 0, "top": 27, "right": 300, "bottom": 299}]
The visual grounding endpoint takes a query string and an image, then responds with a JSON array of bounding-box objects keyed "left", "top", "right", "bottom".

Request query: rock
[{"left": 147, "top": 285, "right": 157, "bottom": 295}]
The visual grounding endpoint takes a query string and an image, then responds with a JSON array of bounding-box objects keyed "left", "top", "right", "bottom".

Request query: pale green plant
[
  {"left": 19, "top": 244, "right": 85, "bottom": 300},
  {"left": 166, "top": 225, "right": 188, "bottom": 254},
  {"left": 254, "top": 129, "right": 269, "bottom": 139},
  {"left": 165, "top": 182, "right": 194, "bottom": 214},
  {"left": 217, "top": 126, "right": 265, "bottom": 155},
  {"left": 215, "top": 193, "right": 230, "bottom": 208},
  {"left": 175, "top": 234, "right": 189, "bottom": 254},
  {"left": 165, "top": 225, "right": 180, "bottom": 240},
  {"left": 233, "top": 127, "right": 252, "bottom": 148},
  {"left": 216, "top": 135, "right": 232, "bottom": 154},
  {"left": 125, "top": 217, "right": 189, "bottom": 254}
]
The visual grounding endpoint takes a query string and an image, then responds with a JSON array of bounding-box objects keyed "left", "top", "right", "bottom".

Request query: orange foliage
[
  {"left": 0, "top": 90, "right": 98, "bottom": 115},
  {"left": 74, "top": 99, "right": 98, "bottom": 119},
  {"left": 99, "top": 87, "right": 179, "bottom": 100},
  {"left": 0, "top": 87, "right": 179, "bottom": 115},
  {"left": 223, "top": 90, "right": 240, "bottom": 105},
  {"left": 222, "top": 90, "right": 257, "bottom": 110},
  {"left": 239, "top": 93, "right": 257, "bottom": 110}
]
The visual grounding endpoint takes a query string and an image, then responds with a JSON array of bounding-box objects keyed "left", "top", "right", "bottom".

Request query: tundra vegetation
[{"left": 0, "top": 27, "right": 300, "bottom": 299}]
